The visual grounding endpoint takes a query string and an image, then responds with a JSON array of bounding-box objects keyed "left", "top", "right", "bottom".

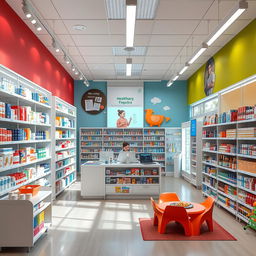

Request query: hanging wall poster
[
  {"left": 81, "top": 89, "right": 106, "bottom": 115},
  {"left": 204, "top": 57, "right": 216, "bottom": 96},
  {"left": 107, "top": 86, "right": 143, "bottom": 128}
]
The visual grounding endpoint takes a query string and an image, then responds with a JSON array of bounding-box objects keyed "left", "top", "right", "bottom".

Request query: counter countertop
[{"left": 82, "top": 161, "right": 161, "bottom": 168}]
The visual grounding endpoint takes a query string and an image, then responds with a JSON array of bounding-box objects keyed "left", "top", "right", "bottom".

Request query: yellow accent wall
[{"left": 188, "top": 19, "right": 256, "bottom": 104}]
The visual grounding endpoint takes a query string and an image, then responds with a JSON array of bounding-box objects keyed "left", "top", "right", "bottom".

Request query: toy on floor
[
  {"left": 145, "top": 109, "right": 170, "bottom": 127},
  {"left": 244, "top": 202, "right": 256, "bottom": 231}
]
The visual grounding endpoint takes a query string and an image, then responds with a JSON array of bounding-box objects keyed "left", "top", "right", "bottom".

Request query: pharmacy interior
[{"left": 0, "top": 0, "right": 256, "bottom": 254}]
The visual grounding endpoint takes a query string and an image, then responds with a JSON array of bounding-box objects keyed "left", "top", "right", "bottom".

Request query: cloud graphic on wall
[
  {"left": 163, "top": 106, "right": 171, "bottom": 111},
  {"left": 151, "top": 97, "right": 162, "bottom": 105}
]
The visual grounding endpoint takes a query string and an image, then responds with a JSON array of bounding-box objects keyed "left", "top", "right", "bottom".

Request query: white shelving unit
[
  {"left": 202, "top": 119, "right": 256, "bottom": 224},
  {"left": 52, "top": 97, "right": 76, "bottom": 198},
  {"left": 189, "top": 119, "right": 203, "bottom": 188},
  {"left": 79, "top": 128, "right": 166, "bottom": 173},
  {"left": 0, "top": 64, "right": 52, "bottom": 199},
  {"left": 0, "top": 187, "right": 52, "bottom": 249}
]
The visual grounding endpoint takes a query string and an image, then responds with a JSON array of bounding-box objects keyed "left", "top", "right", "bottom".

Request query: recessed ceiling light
[{"left": 72, "top": 25, "right": 86, "bottom": 31}]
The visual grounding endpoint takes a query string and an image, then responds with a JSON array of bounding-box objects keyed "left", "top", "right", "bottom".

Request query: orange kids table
[
  {"left": 158, "top": 201, "right": 205, "bottom": 216},
  {"left": 158, "top": 201, "right": 206, "bottom": 235}
]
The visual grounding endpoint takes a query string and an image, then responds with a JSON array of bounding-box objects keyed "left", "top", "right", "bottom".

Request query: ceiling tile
[
  {"left": 72, "top": 35, "right": 124, "bottom": 46},
  {"left": 67, "top": 47, "right": 80, "bottom": 55},
  {"left": 31, "top": 0, "right": 60, "bottom": 19},
  {"left": 70, "top": 55, "right": 85, "bottom": 64},
  {"left": 45, "top": 20, "right": 69, "bottom": 34},
  {"left": 143, "top": 63, "right": 170, "bottom": 70},
  {"left": 84, "top": 56, "right": 114, "bottom": 64},
  {"left": 134, "top": 35, "right": 151, "bottom": 46},
  {"left": 156, "top": 0, "right": 214, "bottom": 20},
  {"left": 58, "top": 35, "right": 76, "bottom": 47},
  {"left": 144, "top": 56, "right": 176, "bottom": 64},
  {"left": 79, "top": 47, "right": 113, "bottom": 56},
  {"left": 63, "top": 20, "right": 109, "bottom": 35},
  {"left": 87, "top": 63, "right": 115, "bottom": 70},
  {"left": 149, "top": 35, "right": 189, "bottom": 46},
  {"left": 147, "top": 47, "right": 182, "bottom": 56},
  {"left": 152, "top": 20, "right": 200, "bottom": 34},
  {"left": 50, "top": 0, "right": 107, "bottom": 19},
  {"left": 108, "top": 20, "right": 125, "bottom": 34}
]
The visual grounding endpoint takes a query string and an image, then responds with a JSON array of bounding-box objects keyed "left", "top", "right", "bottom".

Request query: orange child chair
[
  {"left": 190, "top": 196, "right": 215, "bottom": 235},
  {"left": 150, "top": 197, "right": 191, "bottom": 236},
  {"left": 159, "top": 192, "right": 180, "bottom": 203}
]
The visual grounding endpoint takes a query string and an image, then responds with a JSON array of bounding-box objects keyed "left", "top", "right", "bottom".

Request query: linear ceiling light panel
[
  {"left": 167, "top": 80, "right": 173, "bottom": 87},
  {"left": 179, "top": 64, "right": 189, "bottom": 75},
  {"left": 188, "top": 43, "right": 208, "bottom": 65},
  {"left": 173, "top": 75, "right": 179, "bottom": 81},
  {"left": 126, "top": 58, "right": 132, "bottom": 76},
  {"left": 112, "top": 47, "right": 147, "bottom": 56},
  {"left": 206, "top": 0, "right": 248, "bottom": 46},
  {"left": 126, "top": 0, "right": 137, "bottom": 47}
]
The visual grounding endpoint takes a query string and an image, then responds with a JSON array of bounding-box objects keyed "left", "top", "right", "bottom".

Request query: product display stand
[
  {"left": 81, "top": 162, "right": 161, "bottom": 199},
  {"left": 0, "top": 65, "right": 52, "bottom": 198},
  {"left": 79, "top": 128, "right": 166, "bottom": 173},
  {"left": 0, "top": 186, "right": 52, "bottom": 250},
  {"left": 202, "top": 119, "right": 256, "bottom": 223},
  {"left": 52, "top": 97, "right": 77, "bottom": 198},
  {"left": 190, "top": 120, "right": 203, "bottom": 188}
]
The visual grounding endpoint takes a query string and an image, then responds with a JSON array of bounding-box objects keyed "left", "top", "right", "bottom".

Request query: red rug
[{"left": 139, "top": 218, "right": 237, "bottom": 241}]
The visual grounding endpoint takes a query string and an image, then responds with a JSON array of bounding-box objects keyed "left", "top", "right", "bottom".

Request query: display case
[
  {"left": 79, "top": 128, "right": 166, "bottom": 174},
  {"left": 0, "top": 187, "right": 52, "bottom": 250},
  {"left": 0, "top": 65, "right": 52, "bottom": 199},
  {"left": 202, "top": 75, "right": 256, "bottom": 223},
  {"left": 52, "top": 97, "right": 76, "bottom": 198},
  {"left": 165, "top": 128, "right": 182, "bottom": 175}
]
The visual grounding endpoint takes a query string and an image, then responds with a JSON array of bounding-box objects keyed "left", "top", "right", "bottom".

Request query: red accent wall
[{"left": 0, "top": 1, "right": 74, "bottom": 104}]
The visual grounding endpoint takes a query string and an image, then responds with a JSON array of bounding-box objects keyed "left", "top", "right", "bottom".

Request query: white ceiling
[{"left": 6, "top": 0, "right": 256, "bottom": 81}]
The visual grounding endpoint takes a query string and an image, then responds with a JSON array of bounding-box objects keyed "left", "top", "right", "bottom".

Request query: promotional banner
[{"left": 107, "top": 86, "right": 143, "bottom": 128}]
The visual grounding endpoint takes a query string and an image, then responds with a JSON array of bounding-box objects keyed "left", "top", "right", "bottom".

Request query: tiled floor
[{"left": 1, "top": 177, "right": 255, "bottom": 256}]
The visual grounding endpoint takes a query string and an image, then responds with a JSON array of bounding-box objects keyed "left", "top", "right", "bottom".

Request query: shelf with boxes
[
  {"left": 0, "top": 185, "right": 52, "bottom": 248},
  {"left": 0, "top": 65, "right": 52, "bottom": 203},
  {"left": 202, "top": 110, "right": 256, "bottom": 223},
  {"left": 52, "top": 97, "right": 76, "bottom": 198},
  {"left": 79, "top": 128, "right": 167, "bottom": 173},
  {"left": 105, "top": 165, "right": 161, "bottom": 197}
]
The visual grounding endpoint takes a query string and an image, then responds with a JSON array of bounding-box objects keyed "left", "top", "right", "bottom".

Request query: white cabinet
[{"left": 81, "top": 165, "right": 105, "bottom": 197}]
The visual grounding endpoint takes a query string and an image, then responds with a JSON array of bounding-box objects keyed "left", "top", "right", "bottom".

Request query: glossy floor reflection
[{"left": 1, "top": 177, "right": 255, "bottom": 256}]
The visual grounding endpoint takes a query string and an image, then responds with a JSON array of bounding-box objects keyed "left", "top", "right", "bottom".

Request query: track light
[
  {"left": 206, "top": 1, "right": 248, "bottom": 46},
  {"left": 75, "top": 70, "right": 79, "bottom": 75},
  {"left": 71, "top": 65, "right": 76, "bottom": 72},
  {"left": 126, "top": 58, "right": 132, "bottom": 76},
  {"left": 22, "top": 0, "right": 32, "bottom": 18},
  {"left": 64, "top": 55, "right": 70, "bottom": 64},
  {"left": 84, "top": 79, "right": 89, "bottom": 87},
  {"left": 31, "top": 18, "right": 37, "bottom": 24},
  {"left": 79, "top": 75, "right": 84, "bottom": 80},
  {"left": 35, "top": 23, "right": 42, "bottom": 31},
  {"left": 126, "top": 0, "right": 137, "bottom": 47},
  {"left": 52, "top": 39, "right": 60, "bottom": 53}
]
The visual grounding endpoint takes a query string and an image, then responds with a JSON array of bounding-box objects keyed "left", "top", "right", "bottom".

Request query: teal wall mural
[
  {"left": 74, "top": 80, "right": 189, "bottom": 129},
  {"left": 144, "top": 80, "right": 189, "bottom": 127}
]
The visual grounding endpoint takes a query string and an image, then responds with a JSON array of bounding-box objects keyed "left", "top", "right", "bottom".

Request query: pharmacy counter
[{"left": 81, "top": 162, "right": 161, "bottom": 199}]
